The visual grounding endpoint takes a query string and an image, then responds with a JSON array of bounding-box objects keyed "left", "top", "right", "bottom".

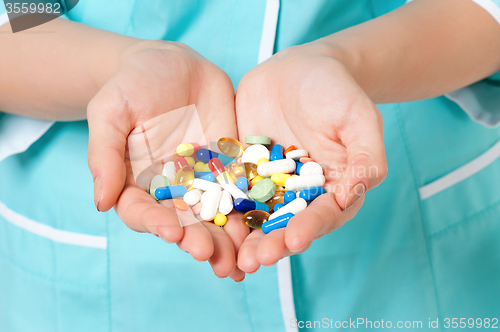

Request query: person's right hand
[{"left": 87, "top": 41, "right": 249, "bottom": 282}]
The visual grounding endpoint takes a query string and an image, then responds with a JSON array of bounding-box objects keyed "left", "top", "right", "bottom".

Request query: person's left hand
[{"left": 235, "top": 42, "right": 388, "bottom": 272}]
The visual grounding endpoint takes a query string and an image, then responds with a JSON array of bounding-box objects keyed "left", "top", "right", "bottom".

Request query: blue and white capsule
[
  {"left": 262, "top": 212, "right": 294, "bottom": 234},
  {"left": 196, "top": 148, "right": 235, "bottom": 165},
  {"left": 194, "top": 172, "right": 216, "bottom": 182},
  {"left": 299, "top": 187, "right": 327, "bottom": 202},
  {"left": 270, "top": 144, "right": 284, "bottom": 161},
  {"left": 155, "top": 185, "right": 187, "bottom": 200},
  {"left": 233, "top": 198, "right": 270, "bottom": 213}
]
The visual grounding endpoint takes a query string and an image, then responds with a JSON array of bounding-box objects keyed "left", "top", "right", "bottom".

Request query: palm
[{"left": 88, "top": 43, "right": 248, "bottom": 281}]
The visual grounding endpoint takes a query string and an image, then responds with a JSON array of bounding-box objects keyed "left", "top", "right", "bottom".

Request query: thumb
[
  {"left": 334, "top": 108, "right": 387, "bottom": 210},
  {"left": 87, "top": 94, "right": 128, "bottom": 212}
]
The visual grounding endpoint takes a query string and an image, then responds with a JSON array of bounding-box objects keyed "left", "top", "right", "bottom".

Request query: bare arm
[{"left": 319, "top": 0, "right": 500, "bottom": 103}]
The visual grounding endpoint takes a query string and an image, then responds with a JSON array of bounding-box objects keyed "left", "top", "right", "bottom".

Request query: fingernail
[
  {"left": 94, "top": 176, "right": 102, "bottom": 212},
  {"left": 235, "top": 277, "right": 245, "bottom": 283},
  {"left": 345, "top": 183, "right": 365, "bottom": 210}
]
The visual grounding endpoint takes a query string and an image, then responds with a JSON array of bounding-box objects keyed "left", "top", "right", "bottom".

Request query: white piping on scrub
[
  {"left": 258, "top": 1, "right": 299, "bottom": 331},
  {"left": 0, "top": 200, "right": 107, "bottom": 249},
  {"left": 419, "top": 139, "right": 500, "bottom": 200}
]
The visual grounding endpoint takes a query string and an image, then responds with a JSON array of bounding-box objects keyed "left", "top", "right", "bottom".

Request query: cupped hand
[
  {"left": 235, "top": 43, "right": 387, "bottom": 273},
  {"left": 87, "top": 41, "right": 249, "bottom": 281}
]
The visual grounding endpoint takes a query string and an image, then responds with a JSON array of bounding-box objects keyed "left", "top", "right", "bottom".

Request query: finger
[
  {"left": 257, "top": 228, "right": 287, "bottom": 266},
  {"left": 335, "top": 103, "right": 387, "bottom": 210},
  {"left": 223, "top": 212, "right": 250, "bottom": 253},
  {"left": 115, "top": 184, "right": 184, "bottom": 243},
  {"left": 284, "top": 192, "right": 363, "bottom": 252},
  {"left": 228, "top": 267, "right": 246, "bottom": 283},
  {"left": 177, "top": 222, "right": 214, "bottom": 262},
  {"left": 237, "top": 229, "right": 265, "bottom": 274},
  {"left": 87, "top": 88, "right": 129, "bottom": 212},
  {"left": 204, "top": 222, "right": 237, "bottom": 278}
]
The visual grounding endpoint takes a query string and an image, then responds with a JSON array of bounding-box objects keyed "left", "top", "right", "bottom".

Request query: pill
[
  {"left": 251, "top": 175, "right": 264, "bottom": 186},
  {"left": 299, "top": 157, "right": 315, "bottom": 164},
  {"left": 183, "top": 189, "right": 202, "bottom": 205},
  {"left": 286, "top": 149, "right": 308, "bottom": 160},
  {"left": 209, "top": 158, "right": 235, "bottom": 184},
  {"left": 200, "top": 191, "right": 208, "bottom": 203},
  {"left": 197, "top": 148, "right": 235, "bottom": 165},
  {"left": 234, "top": 198, "right": 270, "bottom": 213},
  {"left": 257, "top": 158, "right": 269, "bottom": 165},
  {"left": 174, "top": 200, "right": 189, "bottom": 211},
  {"left": 295, "top": 162, "right": 304, "bottom": 175},
  {"left": 284, "top": 145, "right": 296, "bottom": 155},
  {"left": 244, "top": 162, "right": 259, "bottom": 180},
  {"left": 155, "top": 185, "right": 187, "bottom": 200},
  {"left": 227, "top": 163, "right": 246, "bottom": 180},
  {"left": 270, "top": 144, "right": 284, "bottom": 161},
  {"left": 184, "top": 156, "right": 196, "bottom": 168},
  {"left": 299, "top": 162, "right": 323, "bottom": 176},
  {"left": 149, "top": 175, "right": 169, "bottom": 200},
  {"left": 249, "top": 178, "right": 276, "bottom": 202},
  {"left": 274, "top": 202, "right": 285, "bottom": 211},
  {"left": 264, "top": 189, "right": 285, "bottom": 212},
  {"left": 284, "top": 174, "right": 325, "bottom": 191},
  {"left": 220, "top": 180, "right": 248, "bottom": 200},
  {"left": 214, "top": 213, "right": 228, "bottom": 226},
  {"left": 194, "top": 162, "right": 206, "bottom": 172},
  {"left": 194, "top": 172, "right": 216, "bottom": 182},
  {"left": 269, "top": 197, "right": 307, "bottom": 220},
  {"left": 284, "top": 191, "right": 296, "bottom": 205},
  {"left": 176, "top": 143, "right": 200, "bottom": 157},
  {"left": 161, "top": 161, "right": 176, "bottom": 184},
  {"left": 241, "top": 144, "right": 270, "bottom": 165},
  {"left": 243, "top": 210, "right": 270, "bottom": 229},
  {"left": 299, "top": 187, "right": 327, "bottom": 202},
  {"left": 257, "top": 158, "right": 296, "bottom": 177},
  {"left": 236, "top": 177, "right": 249, "bottom": 191},
  {"left": 174, "top": 166, "right": 194, "bottom": 189},
  {"left": 270, "top": 173, "right": 291, "bottom": 187},
  {"left": 174, "top": 157, "right": 189, "bottom": 172},
  {"left": 217, "top": 137, "right": 244, "bottom": 158},
  {"left": 245, "top": 135, "right": 271, "bottom": 145},
  {"left": 218, "top": 190, "right": 233, "bottom": 215},
  {"left": 192, "top": 178, "right": 222, "bottom": 191},
  {"left": 262, "top": 212, "right": 294, "bottom": 234},
  {"left": 192, "top": 202, "right": 203, "bottom": 215},
  {"left": 200, "top": 187, "right": 222, "bottom": 221}
]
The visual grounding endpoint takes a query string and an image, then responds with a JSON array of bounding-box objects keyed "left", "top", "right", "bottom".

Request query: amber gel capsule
[{"left": 243, "top": 210, "right": 270, "bottom": 229}]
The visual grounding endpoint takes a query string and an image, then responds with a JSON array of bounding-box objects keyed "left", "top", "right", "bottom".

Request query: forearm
[
  {"left": 0, "top": 17, "right": 141, "bottom": 120},
  {"left": 321, "top": 0, "right": 500, "bottom": 104}
]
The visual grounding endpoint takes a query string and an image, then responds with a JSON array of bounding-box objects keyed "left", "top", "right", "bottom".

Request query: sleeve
[{"left": 0, "top": 2, "right": 55, "bottom": 163}]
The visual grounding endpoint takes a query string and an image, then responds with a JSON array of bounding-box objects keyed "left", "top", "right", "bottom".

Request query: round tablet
[
  {"left": 299, "top": 162, "right": 323, "bottom": 176},
  {"left": 285, "top": 149, "right": 308, "bottom": 160},
  {"left": 245, "top": 135, "right": 271, "bottom": 145},
  {"left": 241, "top": 144, "right": 270, "bottom": 164},
  {"left": 249, "top": 178, "right": 276, "bottom": 202}
]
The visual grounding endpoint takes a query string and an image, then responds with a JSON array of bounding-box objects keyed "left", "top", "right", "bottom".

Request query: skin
[{"left": 1, "top": 0, "right": 500, "bottom": 280}]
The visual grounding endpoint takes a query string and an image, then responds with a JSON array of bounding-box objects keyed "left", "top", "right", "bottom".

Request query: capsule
[
  {"left": 149, "top": 175, "right": 170, "bottom": 200},
  {"left": 200, "top": 187, "right": 222, "bottom": 221},
  {"left": 236, "top": 177, "right": 249, "bottom": 191},
  {"left": 257, "top": 158, "right": 295, "bottom": 177},
  {"left": 274, "top": 202, "right": 285, "bottom": 211},
  {"left": 217, "top": 137, "right": 244, "bottom": 158},
  {"left": 192, "top": 178, "right": 222, "bottom": 191},
  {"left": 174, "top": 166, "right": 194, "bottom": 190},
  {"left": 218, "top": 190, "right": 234, "bottom": 215},
  {"left": 295, "top": 162, "right": 304, "bottom": 175},
  {"left": 234, "top": 198, "right": 270, "bottom": 213},
  {"left": 284, "top": 191, "right": 296, "bottom": 205},
  {"left": 264, "top": 189, "right": 285, "bottom": 212},
  {"left": 155, "top": 185, "right": 187, "bottom": 200},
  {"left": 284, "top": 174, "right": 326, "bottom": 191},
  {"left": 197, "top": 148, "right": 235, "bottom": 165},
  {"left": 299, "top": 162, "right": 323, "bottom": 176},
  {"left": 161, "top": 161, "right": 176, "bottom": 184},
  {"left": 209, "top": 158, "right": 235, "bottom": 184},
  {"left": 269, "top": 197, "right": 307, "bottom": 220},
  {"left": 194, "top": 172, "right": 216, "bottom": 182},
  {"left": 176, "top": 143, "right": 200, "bottom": 157},
  {"left": 227, "top": 163, "right": 247, "bottom": 181},
  {"left": 174, "top": 157, "right": 190, "bottom": 172},
  {"left": 299, "top": 187, "right": 327, "bottom": 202},
  {"left": 271, "top": 173, "right": 291, "bottom": 187},
  {"left": 243, "top": 210, "right": 270, "bottom": 229},
  {"left": 262, "top": 212, "right": 294, "bottom": 234},
  {"left": 270, "top": 144, "right": 284, "bottom": 161}
]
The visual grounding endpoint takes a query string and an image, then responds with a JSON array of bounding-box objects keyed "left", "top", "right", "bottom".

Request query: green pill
[
  {"left": 245, "top": 135, "right": 271, "bottom": 145},
  {"left": 250, "top": 178, "right": 276, "bottom": 202}
]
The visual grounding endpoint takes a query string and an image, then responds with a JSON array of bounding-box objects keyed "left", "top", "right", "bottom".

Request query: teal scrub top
[{"left": 1, "top": 1, "right": 500, "bottom": 331}]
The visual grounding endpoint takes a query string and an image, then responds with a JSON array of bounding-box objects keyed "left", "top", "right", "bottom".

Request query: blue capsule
[
  {"left": 196, "top": 148, "right": 234, "bottom": 165},
  {"left": 270, "top": 144, "right": 284, "bottom": 161},
  {"left": 299, "top": 187, "right": 327, "bottom": 202},
  {"left": 284, "top": 191, "right": 296, "bottom": 205},
  {"left": 234, "top": 198, "right": 270, "bottom": 213},
  {"left": 295, "top": 162, "right": 304, "bottom": 175},
  {"left": 274, "top": 202, "right": 285, "bottom": 211},
  {"left": 262, "top": 212, "right": 294, "bottom": 234},
  {"left": 194, "top": 172, "right": 216, "bottom": 182},
  {"left": 155, "top": 185, "right": 187, "bottom": 200},
  {"left": 236, "top": 177, "right": 249, "bottom": 191}
]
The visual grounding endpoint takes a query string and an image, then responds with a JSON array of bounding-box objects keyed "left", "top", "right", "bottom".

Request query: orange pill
[
  {"left": 192, "top": 202, "right": 203, "bottom": 215},
  {"left": 299, "top": 157, "right": 315, "bottom": 163},
  {"left": 174, "top": 200, "right": 189, "bottom": 211},
  {"left": 284, "top": 145, "right": 296, "bottom": 155}
]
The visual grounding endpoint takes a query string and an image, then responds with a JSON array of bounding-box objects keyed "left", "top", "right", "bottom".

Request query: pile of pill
[{"left": 149, "top": 136, "right": 326, "bottom": 233}]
